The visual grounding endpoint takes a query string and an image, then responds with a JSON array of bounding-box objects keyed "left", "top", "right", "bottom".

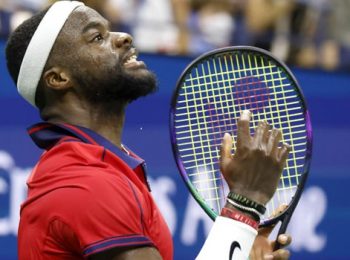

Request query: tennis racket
[{"left": 169, "top": 46, "right": 312, "bottom": 249}]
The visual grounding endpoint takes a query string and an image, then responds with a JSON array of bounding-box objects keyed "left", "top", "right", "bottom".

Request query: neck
[{"left": 41, "top": 101, "right": 127, "bottom": 148}]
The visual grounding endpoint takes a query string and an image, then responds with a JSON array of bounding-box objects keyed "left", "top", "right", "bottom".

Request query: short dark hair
[{"left": 5, "top": 8, "right": 49, "bottom": 84}]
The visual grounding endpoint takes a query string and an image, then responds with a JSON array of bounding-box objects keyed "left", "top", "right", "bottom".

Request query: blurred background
[{"left": 0, "top": 0, "right": 349, "bottom": 259}]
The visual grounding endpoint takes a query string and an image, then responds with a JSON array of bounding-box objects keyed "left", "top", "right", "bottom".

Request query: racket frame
[{"left": 169, "top": 46, "right": 313, "bottom": 228}]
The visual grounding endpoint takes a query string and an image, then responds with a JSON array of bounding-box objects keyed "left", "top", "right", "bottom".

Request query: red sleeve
[{"left": 46, "top": 167, "right": 154, "bottom": 258}]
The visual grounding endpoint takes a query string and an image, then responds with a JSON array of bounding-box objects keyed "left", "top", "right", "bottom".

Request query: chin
[{"left": 125, "top": 66, "right": 152, "bottom": 78}]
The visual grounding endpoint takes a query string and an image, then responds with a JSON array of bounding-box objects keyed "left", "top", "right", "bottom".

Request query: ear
[{"left": 43, "top": 67, "right": 73, "bottom": 90}]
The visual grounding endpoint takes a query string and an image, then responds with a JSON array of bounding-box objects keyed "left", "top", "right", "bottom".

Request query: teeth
[{"left": 125, "top": 55, "right": 137, "bottom": 65}]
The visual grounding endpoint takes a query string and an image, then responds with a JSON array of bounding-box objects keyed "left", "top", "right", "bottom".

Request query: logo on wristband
[{"left": 229, "top": 241, "right": 241, "bottom": 259}]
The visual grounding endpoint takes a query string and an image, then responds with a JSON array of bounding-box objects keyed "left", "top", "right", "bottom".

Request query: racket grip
[{"left": 273, "top": 211, "right": 292, "bottom": 251}]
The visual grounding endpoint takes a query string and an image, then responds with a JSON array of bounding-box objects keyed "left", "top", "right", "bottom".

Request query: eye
[{"left": 92, "top": 33, "right": 104, "bottom": 42}]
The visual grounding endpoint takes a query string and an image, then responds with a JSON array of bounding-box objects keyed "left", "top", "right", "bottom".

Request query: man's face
[{"left": 53, "top": 6, "right": 157, "bottom": 104}]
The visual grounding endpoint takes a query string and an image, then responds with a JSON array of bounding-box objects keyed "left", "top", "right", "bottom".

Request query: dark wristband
[{"left": 228, "top": 191, "right": 266, "bottom": 215}]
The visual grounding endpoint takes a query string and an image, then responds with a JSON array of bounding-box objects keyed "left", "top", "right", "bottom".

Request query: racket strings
[
  {"left": 202, "top": 60, "right": 228, "bottom": 209},
  {"left": 174, "top": 51, "right": 308, "bottom": 221},
  {"left": 186, "top": 67, "right": 224, "bottom": 211}
]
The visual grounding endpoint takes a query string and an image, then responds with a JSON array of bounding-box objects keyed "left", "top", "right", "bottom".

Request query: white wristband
[{"left": 196, "top": 216, "right": 258, "bottom": 260}]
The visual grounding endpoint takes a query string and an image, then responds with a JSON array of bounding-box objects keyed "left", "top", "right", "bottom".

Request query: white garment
[
  {"left": 133, "top": 0, "right": 179, "bottom": 53},
  {"left": 196, "top": 216, "right": 257, "bottom": 260}
]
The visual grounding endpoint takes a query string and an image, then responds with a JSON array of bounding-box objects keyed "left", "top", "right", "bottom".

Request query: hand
[
  {"left": 251, "top": 229, "right": 291, "bottom": 260},
  {"left": 250, "top": 205, "right": 292, "bottom": 260},
  {"left": 220, "top": 110, "right": 290, "bottom": 205}
]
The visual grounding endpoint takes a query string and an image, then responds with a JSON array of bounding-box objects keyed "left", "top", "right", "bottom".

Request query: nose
[{"left": 112, "top": 32, "right": 133, "bottom": 48}]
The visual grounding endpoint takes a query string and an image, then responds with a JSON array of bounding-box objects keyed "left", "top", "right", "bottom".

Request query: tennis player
[{"left": 6, "top": 1, "right": 291, "bottom": 259}]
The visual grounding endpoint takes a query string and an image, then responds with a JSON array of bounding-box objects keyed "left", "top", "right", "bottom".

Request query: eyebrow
[{"left": 82, "top": 20, "right": 111, "bottom": 34}]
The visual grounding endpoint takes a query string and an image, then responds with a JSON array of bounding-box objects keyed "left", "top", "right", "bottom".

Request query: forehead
[{"left": 62, "top": 6, "right": 108, "bottom": 35}]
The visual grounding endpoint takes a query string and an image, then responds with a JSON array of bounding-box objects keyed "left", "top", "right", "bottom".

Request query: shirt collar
[{"left": 27, "top": 122, "right": 144, "bottom": 170}]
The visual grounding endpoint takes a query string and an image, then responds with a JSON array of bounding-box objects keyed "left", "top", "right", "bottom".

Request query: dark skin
[
  {"left": 221, "top": 111, "right": 292, "bottom": 260},
  {"left": 250, "top": 205, "right": 291, "bottom": 260},
  {"left": 40, "top": 6, "right": 291, "bottom": 260},
  {"left": 220, "top": 111, "right": 290, "bottom": 205},
  {"left": 40, "top": 6, "right": 151, "bottom": 149}
]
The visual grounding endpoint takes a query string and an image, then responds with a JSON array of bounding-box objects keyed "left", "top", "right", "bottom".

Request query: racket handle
[
  {"left": 274, "top": 174, "right": 309, "bottom": 250},
  {"left": 273, "top": 211, "right": 292, "bottom": 251}
]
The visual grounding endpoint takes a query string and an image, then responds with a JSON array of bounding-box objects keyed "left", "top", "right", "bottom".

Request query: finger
[
  {"left": 272, "top": 204, "right": 288, "bottom": 217},
  {"left": 266, "top": 249, "right": 290, "bottom": 260},
  {"left": 278, "top": 143, "right": 291, "bottom": 163},
  {"left": 262, "top": 122, "right": 271, "bottom": 144},
  {"left": 236, "top": 110, "right": 251, "bottom": 153},
  {"left": 266, "top": 128, "right": 282, "bottom": 157},
  {"left": 219, "top": 133, "right": 233, "bottom": 169},
  {"left": 263, "top": 254, "right": 274, "bottom": 260},
  {"left": 252, "top": 121, "right": 268, "bottom": 149},
  {"left": 277, "top": 234, "right": 292, "bottom": 247},
  {"left": 271, "top": 233, "right": 292, "bottom": 251}
]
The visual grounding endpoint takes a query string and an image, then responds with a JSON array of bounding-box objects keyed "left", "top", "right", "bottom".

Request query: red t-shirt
[{"left": 18, "top": 123, "right": 173, "bottom": 259}]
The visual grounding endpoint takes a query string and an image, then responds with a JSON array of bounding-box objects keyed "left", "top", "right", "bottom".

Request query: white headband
[{"left": 17, "top": 1, "right": 84, "bottom": 107}]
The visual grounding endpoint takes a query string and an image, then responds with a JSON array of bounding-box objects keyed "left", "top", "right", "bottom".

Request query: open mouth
[
  {"left": 123, "top": 49, "right": 146, "bottom": 69},
  {"left": 124, "top": 54, "right": 138, "bottom": 65}
]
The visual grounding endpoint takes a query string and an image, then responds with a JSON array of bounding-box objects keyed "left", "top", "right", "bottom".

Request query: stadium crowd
[{"left": 1, "top": 0, "right": 350, "bottom": 71}]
